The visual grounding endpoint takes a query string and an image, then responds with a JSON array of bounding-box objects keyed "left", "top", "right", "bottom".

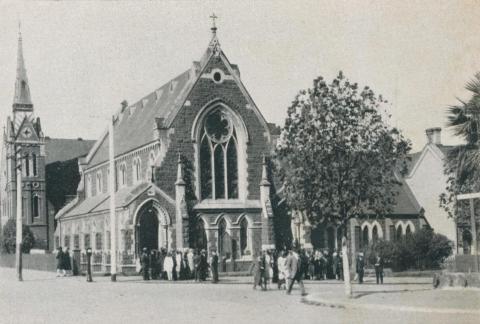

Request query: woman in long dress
[
  {"left": 163, "top": 252, "right": 174, "bottom": 281},
  {"left": 277, "top": 251, "right": 287, "bottom": 289}
]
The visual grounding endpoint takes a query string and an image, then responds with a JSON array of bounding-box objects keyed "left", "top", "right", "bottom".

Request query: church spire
[{"left": 13, "top": 25, "right": 33, "bottom": 109}]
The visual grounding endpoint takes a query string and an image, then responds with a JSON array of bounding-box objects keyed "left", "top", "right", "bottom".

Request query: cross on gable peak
[{"left": 210, "top": 13, "right": 218, "bottom": 34}]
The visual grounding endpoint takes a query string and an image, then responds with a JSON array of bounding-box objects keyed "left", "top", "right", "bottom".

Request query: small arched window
[
  {"left": 362, "top": 226, "right": 369, "bottom": 248},
  {"left": 372, "top": 225, "right": 379, "bottom": 243},
  {"left": 218, "top": 218, "right": 231, "bottom": 258},
  {"left": 96, "top": 172, "right": 102, "bottom": 194},
  {"left": 239, "top": 218, "right": 248, "bottom": 256},
  {"left": 23, "top": 153, "right": 30, "bottom": 177},
  {"left": 396, "top": 225, "right": 403, "bottom": 241},
  {"left": 133, "top": 158, "right": 141, "bottom": 183},
  {"left": 32, "top": 195, "right": 39, "bottom": 218},
  {"left": 147, "top": 152, "right": 156, "bottom": 182},
  {"left": 86, "top": 175, "right": 92, "bottom": 197},
  {"left": 31, "top": 154, "right": 37, "bottom": 176},
  {"left": 405, "top": 224, "right": 412, "bottom": 238},
  {"left": 119, "top": 163, "right": 127, "bottom": 187}
]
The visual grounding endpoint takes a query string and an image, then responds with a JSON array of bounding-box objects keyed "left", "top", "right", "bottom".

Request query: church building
[
  {"left": 0, "top": 32, "right": 95, "bottom": 251},
  {"left": 54, "top": 24, "right": 278, "bottom": 272}
]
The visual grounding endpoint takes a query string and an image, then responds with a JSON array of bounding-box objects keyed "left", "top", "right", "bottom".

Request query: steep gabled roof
[
  {"left": 392, "top": 179, "right": 422, "bottom": 215},
  {"left": 87, "top": 69, "right": 194, "bottom": 167},
  {"left": 85, "top": 33, "right": 270, "bottom": 169},
  {"left": 45, "top": 137, "right": 95, "bottom": 164},
  {"left": 58, "top": 182, "right": 174, "bottom": 219}
]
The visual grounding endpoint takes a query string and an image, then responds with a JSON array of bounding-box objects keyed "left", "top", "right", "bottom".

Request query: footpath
[{"left": 302, "top": 276, "right": 480, "bottom": 315}]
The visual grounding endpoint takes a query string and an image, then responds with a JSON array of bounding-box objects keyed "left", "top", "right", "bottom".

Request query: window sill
[{"left": 194, "top": 199, "right": 261, "bottom": 210}]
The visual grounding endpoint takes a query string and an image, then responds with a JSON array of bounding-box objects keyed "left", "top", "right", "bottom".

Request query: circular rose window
[
  {"left": 204, "top": 109, "right": 233, "bottom": 143},
  {"left": 213, "top": 72, "right": 222, "bottom": 82}
]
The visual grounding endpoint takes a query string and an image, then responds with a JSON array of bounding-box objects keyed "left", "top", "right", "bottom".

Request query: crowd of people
[
  {"left": 138, "top": 247, "right": 219, "bottom": 283},
  {"left": 54, "top": 244, "right": 384, "bottom": 288},
  {"left": 250, "top": 248, "right": 346, "bottom": 291},
  {"left": 55, "top": 246, "right": 72, "bottom": 277},
  {"left": 249, "top": 248, "right": 384, "bottom": 294}
]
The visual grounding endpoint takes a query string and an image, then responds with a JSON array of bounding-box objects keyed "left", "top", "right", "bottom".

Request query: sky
[{"left": 0, "top": 0, "right": 479, "bottom": 152}]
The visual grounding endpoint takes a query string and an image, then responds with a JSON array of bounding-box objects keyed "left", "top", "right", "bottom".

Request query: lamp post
[
  {"left": 109, "top": 115, "right": 117, "bottom": 281},
  {"left": 88, "top": 113, "right": 117, "bottom": 282},
  {"left": 86, "top": 247, "right": 93, "bottom": 282}
]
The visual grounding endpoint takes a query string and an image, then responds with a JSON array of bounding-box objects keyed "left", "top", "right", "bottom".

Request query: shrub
[
  {"left": 364, "top": 228, "right": 453, "bottom": 271},
  {"left": 1, "top": 218, "right": 35, "bottom": 254}
]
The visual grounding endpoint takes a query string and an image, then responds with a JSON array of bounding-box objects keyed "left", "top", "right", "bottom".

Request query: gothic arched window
[
  {"left": 372, "top": 225, "right": 379, "bottom": 243},
  {"left": 396, "top": 225, "right": 403, "bottom": 241},
  {"left": 218, "top": 218, "right": 230, "bottom": 258},
  {"left": 200, "top": 109, "right": 239, "bottom": 200},
  {"left": 86, "top": 175, "right": 92, "bottom": 197},
  {"left": 119, "top": 163, "right": 127, "bottom": 187},
  {"left": 23, "top": 153, "right": 30, "bottom": 177},
  {"left": 31, "top": 154, "right": 37, "bottom": 176},
  {"left": 96, "top": 172, "right": 102, "bottom": 194},
  {"left": 362, "top": 226, "right": 369, "bottom": 248},
  {"left": 133, "top": 158, "right": 141, "bottom": 183},
  {"left": 405, "top": 224, "right": 412, "bottom": 238},
  {"left": 32, "top": 195, "right": 39, "bottom": 218},
  {"left": 239, "top": 218, "right": 248, "bottom": 256}
]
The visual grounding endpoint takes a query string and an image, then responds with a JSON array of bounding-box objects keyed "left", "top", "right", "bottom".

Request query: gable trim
[{"left": 407, "top": 144, "right": 445, "bottom": 179}]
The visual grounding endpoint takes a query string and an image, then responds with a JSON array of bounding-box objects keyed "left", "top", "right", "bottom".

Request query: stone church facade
[{"left": 55, "top": 27, "right": 277, "bottom": 272}]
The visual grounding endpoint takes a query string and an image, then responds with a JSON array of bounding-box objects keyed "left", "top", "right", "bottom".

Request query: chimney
[{"left": 426, "top": 127, "right": 441, "bottom": 145}]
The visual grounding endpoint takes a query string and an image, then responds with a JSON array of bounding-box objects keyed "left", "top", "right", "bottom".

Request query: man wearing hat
[
  {"left": 356, "top": 252, "right": 365, "bottom": 284},
  {"left": 140, "top": 247, "right": 150, "bottom": 280},
  {"left": 210, "top": 248, "right": 219, "bottom": 283}
]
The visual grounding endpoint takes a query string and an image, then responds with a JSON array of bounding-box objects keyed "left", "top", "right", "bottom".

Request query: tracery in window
[{"left": 200, "top": 109, "right": 239, "bottom": 200}]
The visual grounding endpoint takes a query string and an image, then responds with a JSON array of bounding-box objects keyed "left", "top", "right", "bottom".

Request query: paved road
[{"left": 0, "top": 269, "right": 477, "bottom": 324}]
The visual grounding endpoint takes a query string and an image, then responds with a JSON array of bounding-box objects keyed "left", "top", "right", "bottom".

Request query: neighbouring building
[
  {"left": 289, "top": 177, "right": 428, "bottom": 259},
  {"left": 404, "top": 127, "right": 458, "bottom": 249},
  {"left": 0, "top": 32, "right": 95, "bottom": 251},
  {"left": 54, "top": 25, "right": 279, "bottom": 273}
]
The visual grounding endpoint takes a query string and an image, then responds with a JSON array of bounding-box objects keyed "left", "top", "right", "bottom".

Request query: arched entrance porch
[{"left": 134, "top": 200, "right": 171, "bottom": 255}]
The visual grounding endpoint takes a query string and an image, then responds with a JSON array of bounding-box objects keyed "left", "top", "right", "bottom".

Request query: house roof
[
  {"left": 87, "top": 68, "right": 193, "bottom": 167},
  {"left": 85, "top": 33, "right": 270, "bottom": 169},
  {"left": 45, "top": 137, "right": 95, "bottom": 164},
  {"left": 436, "top": 144, "right": 455, "bottom": 157},
  {"left": 392, "top": 179, "right": 422, "bottom": 215},
  {"left": 58, "top": 182, "right": 174, "bottom": 219}
]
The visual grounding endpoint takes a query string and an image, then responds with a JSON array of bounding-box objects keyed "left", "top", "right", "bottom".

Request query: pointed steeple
[{"left": 13, "top": 26, "right": 33, "bottom": 110}]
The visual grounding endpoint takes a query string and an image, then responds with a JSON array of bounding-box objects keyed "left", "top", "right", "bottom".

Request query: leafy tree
[
  {"left": 275, "top": 72, "right": 411, "bottom": 297},
  {"left": 2, "top": 218, "right": 35, "bottom": 254},
  {"left": 440, "top": 72, "right": 480, "bottom": 228}
]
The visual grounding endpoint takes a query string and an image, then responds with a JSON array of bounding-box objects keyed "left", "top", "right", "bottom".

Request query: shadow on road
[{"left": 353, "top": 287, "right": 432, "bottom": 299}]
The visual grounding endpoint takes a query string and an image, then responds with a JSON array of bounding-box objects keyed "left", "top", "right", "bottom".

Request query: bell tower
[{"left": 2, "top": 28, "right": 49, "bottom": 250}]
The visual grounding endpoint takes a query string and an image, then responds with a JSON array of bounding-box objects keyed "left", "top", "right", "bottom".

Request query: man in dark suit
[
  {"left": 140, "top": 247, "right": 150, "bottom": 280},
  {"left": 210, "top": 249, "right": 219, "bottom": 283},
  {"left": 193, "top": 250, "right": 201, "bottom": 282},
  {"left": 356, "top": 252, "right": 365, "bottom": 284},
  {"left": 374, "top": 253, "right": 384, "bottom": 284}
]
